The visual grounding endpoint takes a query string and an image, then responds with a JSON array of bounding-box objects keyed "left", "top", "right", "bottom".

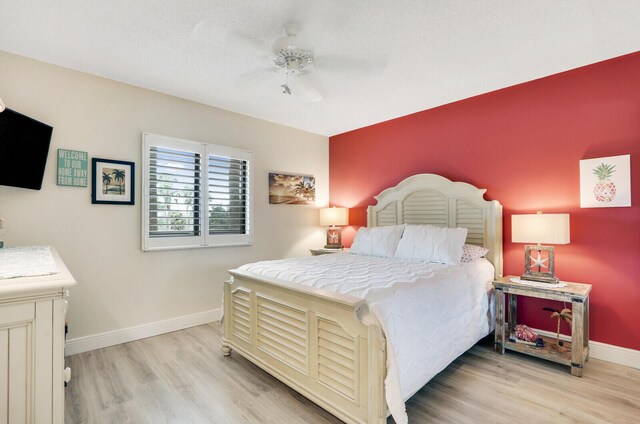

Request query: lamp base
[
  {"left": 520, "top": 272, "right": 560, "bottom": 284},
  {"left": 325, "top": 226, "right": 343, "bottom": 250},
  {"left": 323, "top": 244, "right": 343, "bottom": 250},
  {"left": 522, "top": 244, "right": 559, "bottom": 284}
]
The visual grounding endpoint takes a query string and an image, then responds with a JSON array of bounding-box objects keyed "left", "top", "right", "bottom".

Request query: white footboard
[{"left": 221, "top": 270, "right": 387, "bottom": 424}]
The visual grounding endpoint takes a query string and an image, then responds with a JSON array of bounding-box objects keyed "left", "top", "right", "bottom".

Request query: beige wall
[{"left": 0, "top": 51, "right": 328, "bottom": 341}]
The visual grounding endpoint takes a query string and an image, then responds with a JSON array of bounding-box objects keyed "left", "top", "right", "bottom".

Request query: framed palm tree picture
[
  {"left": 268, "top": 172, "right": 315, "bottom": 205},
  {"left": 91, "top": 158, "right": 135, "bottom": 205}
]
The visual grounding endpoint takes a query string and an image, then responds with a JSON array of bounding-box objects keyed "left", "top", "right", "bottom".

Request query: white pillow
[
  {"left": 460, "top": 244, "right": 490, "bottom": 263},
  {"left": 393, "top": 224, "right": 468, "bottom": 265},
  {"left": 350, "top": 225, "right": 406, "bottom": 258}
]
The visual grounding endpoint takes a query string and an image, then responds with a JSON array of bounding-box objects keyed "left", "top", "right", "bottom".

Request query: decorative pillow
[
  {"left": 349, "top": 225, "right": 406, "bottom": 258},
  {"left": 460, "top": 244, "right": 490, "bottom": 263},
  {"left": 393, "top": 224, "right": 468, "bottom": 265}
]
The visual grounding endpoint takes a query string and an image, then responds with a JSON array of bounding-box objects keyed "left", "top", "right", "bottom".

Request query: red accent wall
[{"left": 329, "top": 52, "right": 640, "bottom": 350}]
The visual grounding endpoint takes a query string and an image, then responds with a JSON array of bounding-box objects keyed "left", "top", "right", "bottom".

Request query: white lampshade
[
  {"left": 0, "top": 97, "right": 5, "bottom": 112},
  {"left": 512, "top": 212, "right": 570, "bottom": 244},
  {"left": 319, "top": 207, "right": 349, "bottom": 226}
]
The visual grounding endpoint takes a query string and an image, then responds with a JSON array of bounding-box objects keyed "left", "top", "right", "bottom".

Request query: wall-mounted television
[{"left": 0, "top": 108, "right": 53, "bottom": 190}]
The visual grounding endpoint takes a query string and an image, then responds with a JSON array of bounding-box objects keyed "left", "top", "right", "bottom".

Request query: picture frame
[
  {"left": 268, "top": 172, "right": 316, "bottom": 205},
  {"left": 579, "top": 154, "right": 631, "bottom": 208},
  {"left": 57, "top": 149, "right": 88, "bottom": 187},
  {"left": 91, "top": 158, "right": 135, "bottom": 205}
]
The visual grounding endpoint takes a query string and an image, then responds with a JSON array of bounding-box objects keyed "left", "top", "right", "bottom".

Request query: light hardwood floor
[{"left": 65, "top": 323, "right": 640, "bottom": 423}]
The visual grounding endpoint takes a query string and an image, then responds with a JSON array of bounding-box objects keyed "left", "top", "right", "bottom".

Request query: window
[{"left": 142, "top": 133, "right": 252, "bottom": 250}]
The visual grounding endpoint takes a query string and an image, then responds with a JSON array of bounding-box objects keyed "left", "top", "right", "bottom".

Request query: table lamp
[
  {"left": 319, "top": 207, "right": 349, "bottom": 249},
  {"left": 512, "top": 211, "right": 570, "bottom": 283}
]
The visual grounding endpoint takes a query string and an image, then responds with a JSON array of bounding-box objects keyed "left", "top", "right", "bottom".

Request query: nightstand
[
  {"left": 493, "top": 276, "right": 591, "bottom": 377},
  {"left": 310, "top": 248, "right": 349, "bottom": 256}
]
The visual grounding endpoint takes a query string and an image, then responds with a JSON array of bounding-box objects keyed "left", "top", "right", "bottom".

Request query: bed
[{"left": 221, "top": 174, "right": 503, "bottom": 424}]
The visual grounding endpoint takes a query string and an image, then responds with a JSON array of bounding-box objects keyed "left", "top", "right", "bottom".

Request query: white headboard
[{"left": 367, "top": 174, "right": 503, "bottom": 277}]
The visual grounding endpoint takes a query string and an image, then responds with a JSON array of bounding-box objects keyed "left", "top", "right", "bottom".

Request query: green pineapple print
[{"left": 593, "top": 163, "right": 616, "bottom": 202}]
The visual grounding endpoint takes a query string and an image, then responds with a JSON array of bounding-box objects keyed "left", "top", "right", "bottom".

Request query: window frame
[{"left": 142, "top": 133, "right": 253, "bottom": 251}]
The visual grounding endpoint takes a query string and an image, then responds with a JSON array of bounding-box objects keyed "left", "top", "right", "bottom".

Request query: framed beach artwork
[
  {"left": 579, "top": 154, "right": 631, "bottom": 208},
  {"left": 269, "top": 173, "right": 315, "bottom": 205},
  {"left": 92, "top": 158, "right": 135, "bottom": 205}
]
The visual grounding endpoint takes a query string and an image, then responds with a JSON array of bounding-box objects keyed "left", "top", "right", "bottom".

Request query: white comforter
[{"left": 237, "top": 253, "right": 495, "bottom": 424}]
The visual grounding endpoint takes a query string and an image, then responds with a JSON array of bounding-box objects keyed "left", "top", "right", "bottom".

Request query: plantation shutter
[
  {"left": 143, "top": 133, "right": 253, "bottom": 251},
  {"left": 208, "top": 155, "right": 249, "bottom": 235},
  {"left": 148, "top": 146, "right": 201, "bottom": 238}
]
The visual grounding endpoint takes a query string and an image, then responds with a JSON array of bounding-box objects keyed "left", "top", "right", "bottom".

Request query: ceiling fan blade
[
  {"left": 226, "top": 30, "right": 270, "bottom": 57},
  {"left": 190, "top": 20, "right": 222, "bottom": 45},
  {"left": 315, "top": 54, "right": 388, "bottom": 77},
  {"left": 191, "top": 20, "right": 269, "bottom": 58},
  {"left": 290, "top": 0, "right": 365, "bottom": 34},
  {"left": 296, "top": 74, "right": 323, "bottom": 103},
  {"left": 235, "top": 68, "right": 278, "bottom": 91}
]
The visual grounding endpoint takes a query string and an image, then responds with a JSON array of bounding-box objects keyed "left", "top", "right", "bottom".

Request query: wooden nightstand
[
  {"left": 493, "top": 276, "right": 591, "bottom": 377},
  {"left": 309, "top": 248, "right": 349, "bottom": 256}
]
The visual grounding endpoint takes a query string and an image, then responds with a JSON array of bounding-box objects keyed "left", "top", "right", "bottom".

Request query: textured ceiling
[{"left": 1, "top": 1, "right": 639, "bottom": 136}]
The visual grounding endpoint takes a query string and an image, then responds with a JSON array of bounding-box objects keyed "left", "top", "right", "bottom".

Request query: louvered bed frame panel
[
  {"left": 222, "top": 275, "right": 386, "bottom": 424},
  {"left": 368, "top": 174, "right": 503, "bottom": 278},
  {"left": 222, "top": 174, "right": 503, "bottom": 424}
]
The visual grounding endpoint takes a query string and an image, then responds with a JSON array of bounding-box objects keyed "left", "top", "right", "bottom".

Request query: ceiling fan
[
  {"left": 226, "top": 22, "right": 386, "bottom": 103},
  {"left": 269, "top": 22, "right": 322, "bottom": 102}
]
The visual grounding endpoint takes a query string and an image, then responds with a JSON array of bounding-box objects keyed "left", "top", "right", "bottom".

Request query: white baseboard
[
  {"left": 534, "top": 328, "right": 640, "bottom": 370},
  {"left": 65, "top": 308, "right": 222, "bottom": 356},
  {"left": 66, "top": 312, "right": 640, "bottom": 370}
]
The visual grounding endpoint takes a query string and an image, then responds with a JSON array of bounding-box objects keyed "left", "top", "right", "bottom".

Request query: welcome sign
[{"left": 57, "top": 149, "right": 88, "bottom": 187}]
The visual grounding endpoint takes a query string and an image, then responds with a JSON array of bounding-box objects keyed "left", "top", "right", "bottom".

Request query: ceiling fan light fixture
[{"left": 273, "top": 49, "right": 314, "bottom": 74}]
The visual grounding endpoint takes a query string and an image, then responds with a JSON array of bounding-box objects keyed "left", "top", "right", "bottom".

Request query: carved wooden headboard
[{"left": 366, "top": 174, "right": 503, "bottom": 277}]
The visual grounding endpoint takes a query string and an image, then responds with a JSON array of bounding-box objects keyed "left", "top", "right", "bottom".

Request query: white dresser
[{"left": 0, "top": 247, "right": 77, "bottom": 424}]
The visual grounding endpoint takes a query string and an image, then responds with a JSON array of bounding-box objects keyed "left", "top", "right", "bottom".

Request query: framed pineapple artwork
[{"left": 580, "top": 154, "right": 631, "bottom": 208}]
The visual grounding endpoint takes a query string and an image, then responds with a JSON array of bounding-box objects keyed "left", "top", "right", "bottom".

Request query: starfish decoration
[{"left": 530, "top": 250, "right": 548, "bottom": 269}]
